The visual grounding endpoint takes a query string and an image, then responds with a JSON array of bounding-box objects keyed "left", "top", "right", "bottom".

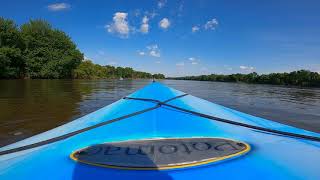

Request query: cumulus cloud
[
  {"left": 138, "top": 44, "right": 161, "bottom": 57},
  {"left": 158, "top": 0, "right": 167, "bottom": 9},
  {"left": 47, "top": 3, "right": 70, "bottom": 11},
  {"left": 159, "top": 18, "right": 170, "bottom": 29},
  {"left": 204, "top": 18, "right": 218, "bottom": 30},
  {"left": 240, "top": 65, "right": 255, "bottom": 71},
  {"left": 105, "top": 12, "right": 130, "bottom": 38},
  {"left": 140, "top": 16, "right": 149, "bottom": 34},
  {"left": 192, "top": 26, "right": 200, "bottom": 33},
  {"left": 188, "top": 57, "right": 199, "bottom": 65},
  {"left": 140, "top": 24, "right": 149, "bottom": 34},
  {"left": 138, "top": 51, "right": 145, "bottom": 56},
  {"left": 192, "top": 18, "right": 218, "bottom": 33},
  {"left": 142, "top": 16, "right": 148, "bottom": 24},
  {"left": 150, "top": 50, "right": 160, "bottom": 57},
  {"left": 147, "top": 44, "right": 161, "bottom": 57}
]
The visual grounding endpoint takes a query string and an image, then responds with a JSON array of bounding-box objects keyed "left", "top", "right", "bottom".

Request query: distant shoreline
[{"left": 168, "top": 70, "right": 320, "bottom": 88}]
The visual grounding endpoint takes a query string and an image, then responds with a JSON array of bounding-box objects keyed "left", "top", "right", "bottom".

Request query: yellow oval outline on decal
[{"left": 70, "top": 137, "right": 251, "bottom": 170}]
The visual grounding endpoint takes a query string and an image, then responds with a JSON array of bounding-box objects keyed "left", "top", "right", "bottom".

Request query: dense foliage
[
  {"left": 0, "top": 18, "right": 83, "bottom": 78},
  {"left": 171, "top": 70, "right": 320, "bottom": 87},
  {"left": 0, "top": 18, "right": 25, "bottom": 78},
  {"left": 0, "top": 17, "right": 165, "bottom": 79}
]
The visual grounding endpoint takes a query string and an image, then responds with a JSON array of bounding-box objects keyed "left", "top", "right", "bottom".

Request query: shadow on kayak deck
[{"left": 72, "top": 145, "right": 174, "bottom": 179}]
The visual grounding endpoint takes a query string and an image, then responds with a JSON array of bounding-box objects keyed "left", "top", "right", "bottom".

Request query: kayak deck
[{"left": 0, "top": 82, "right": 320, "bottom": 179}]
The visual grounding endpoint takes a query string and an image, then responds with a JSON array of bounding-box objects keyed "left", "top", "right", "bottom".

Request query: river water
[{"left": 0, "top": 79, "right": 319, "bottom": 146}]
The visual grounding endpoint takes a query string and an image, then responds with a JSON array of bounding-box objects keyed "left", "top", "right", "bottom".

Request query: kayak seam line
[{"left": 0, "top": 94, "right": 187, "bottom": 156}]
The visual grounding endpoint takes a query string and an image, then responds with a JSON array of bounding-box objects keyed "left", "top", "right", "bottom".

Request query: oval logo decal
[{"left": 70, "top": 138, "right": 250, "bottom": 170}]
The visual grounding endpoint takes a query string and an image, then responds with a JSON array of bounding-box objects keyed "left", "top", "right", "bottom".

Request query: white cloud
[
  {"left": 140, "top": 16, "right": 149, "bottom": 34},
  {"left": 240, "top": 65, "right": 255, "bottom": 71},
  {"left": 147, "top": 44, "right": 161, "bottom": 57},
  {"left": 188, "top": 57, "right": 199, "bottom": 65},
  {"left": 155, "top": 61, "right": 161, "bottom": 64},
  {"left": 142, "top": 16, "right": 148, "bottom": 24},
  {"left": 139, "top": 45, "right": 161, "bottom": 58},
  {"left": 138, "top": 51, "right": 145, "bottom": 56},
  {"left": 150, "top": 50, "right": 160, "bottom": 57},
  {"left": 158, "top": 0, "right": 167, "bottom": 9},
  {"left": 159, "top": 18, "right": 170, "bottom": 29},
  {"left": 176, "top": 62, "right": 185, "bottom": 66},
  {"left": 204, "top": 18, "right": 218, "bottom": 30},
  {"left": 140, "top": 24, "right": 149, "bottom": 34},
  {"left": 47, "top": 3, "right": 70, "bottom": 11},
  {"left": 105, "top": 12, "right": 130, "bottom": 38},
  {"left": 192, "top": 26, "right": 200, "bottom": 33},
  {"left": 192, "top": 18, "right": 218, "bottom": 33}
]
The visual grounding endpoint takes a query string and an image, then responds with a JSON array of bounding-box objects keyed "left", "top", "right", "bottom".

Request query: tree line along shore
[
  {"left": 0, "top": 17, "right": 165, "bottom": 79},
  {"left": 169, "top": 70, "right": 320, "bottom": 87}
]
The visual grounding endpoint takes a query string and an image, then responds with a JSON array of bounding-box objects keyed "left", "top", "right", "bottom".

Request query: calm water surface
[{"left": 0, "top": 79, "right": 320, "bottom": 146}]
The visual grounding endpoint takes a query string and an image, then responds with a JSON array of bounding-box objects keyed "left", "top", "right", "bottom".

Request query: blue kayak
[{"left": 1, "top": 82, "right": 320, "bottom": 179}]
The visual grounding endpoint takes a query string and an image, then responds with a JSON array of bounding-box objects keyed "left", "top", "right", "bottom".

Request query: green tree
[
  {"left": 21, "top": 20, "right": 83, "bottom": 78},
  {"left": 73, "top": 60, "right": 97, "bottom": 79},
  {"left": 0, "top": 18, "right": 25, "bottom": 78}
]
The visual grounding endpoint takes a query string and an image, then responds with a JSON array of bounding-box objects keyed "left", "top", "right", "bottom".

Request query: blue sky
[{"left": 1, "top": 0, "right": 320, "bottom": 76}]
